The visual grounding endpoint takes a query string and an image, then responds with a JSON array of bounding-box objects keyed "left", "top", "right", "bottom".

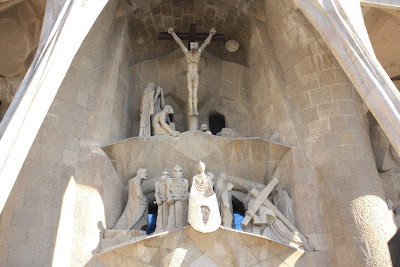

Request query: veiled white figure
[
  {"left": 139, "top": 83, "right": 156, "bottom": 137},
  {"left": 188, "top": 161, "right": 221, "bottom": 233},
  {"left": 113, "top": 168, "right": 148, "bottom": 230}
]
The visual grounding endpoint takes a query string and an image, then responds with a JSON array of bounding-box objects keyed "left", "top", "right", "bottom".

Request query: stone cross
[
  {"left": 158, "top": 24, "right": 225, "bottom": 50},
  {"left": 242, "top": 177, "right": 310, "bottom": 249}
]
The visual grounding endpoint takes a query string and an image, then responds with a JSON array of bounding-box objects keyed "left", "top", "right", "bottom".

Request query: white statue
[
  {"left": 221, "top": 183, "right": 233, "bottom": 228},
  {"left": 154, "top": 170, "right": 170, "bottom": 234},
  {"left": 152, "top": 105, "right": 180, "bottom": 137},
  {"left": 168, "top": 27, "right": 216, "bottom": 116},
  {"left": 113, "top": 168, "right": 148, "bottom": 230},
  {"left": 139, "top": 83, "right": 156, "bottom": 137},
  {"left": 188, "top": 161, "right": 221, "bottom": 233},
  {"left": 200, "top": 124, "right": 212, "bottom": 134},
  {"left": 166, "top": 164, "right": 189, "bottom": 230}
]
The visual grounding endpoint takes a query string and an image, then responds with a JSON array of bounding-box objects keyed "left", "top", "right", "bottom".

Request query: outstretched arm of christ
[
  {"left": 199, "top": 28, "right": 216, "bottom": 53},
  {"left": 168, "top": 27, "right": 188, "bottom": 53}
]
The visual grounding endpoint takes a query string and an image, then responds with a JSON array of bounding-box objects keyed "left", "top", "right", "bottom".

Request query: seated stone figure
[{"left": 152, "top": 105, "right": 180, "bottom": 137}]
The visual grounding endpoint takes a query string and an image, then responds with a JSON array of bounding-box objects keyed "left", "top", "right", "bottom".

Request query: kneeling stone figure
[{"left": 152, "top": 105, "right": 180, "bottom": 137}]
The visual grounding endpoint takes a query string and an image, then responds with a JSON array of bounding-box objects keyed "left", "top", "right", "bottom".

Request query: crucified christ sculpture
[{"left": 168, "top": 27, "right": 216, "bottom": 116}]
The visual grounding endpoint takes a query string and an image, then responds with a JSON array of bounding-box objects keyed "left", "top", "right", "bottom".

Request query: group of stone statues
[
  {"left": 111, "top": 162, "right": 236, "bottom": 233},
  {"left": 139, "top": 82, "right": 180, "bottom": 137},
  {"left": 138, "top": 27, "right": 217, "bottom": 135},
  {"left": 112, "top": 161, "right": 307, "bottom": 248},
  {"left": 154, "top": 165, "right": 189, "bottom": 233}
]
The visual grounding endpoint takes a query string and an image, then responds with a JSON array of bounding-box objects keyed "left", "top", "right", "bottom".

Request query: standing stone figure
[
  {"left": 113, "top": 168, "right": 148, "bottom": 230},
  {"left": 154, "top": 170, "right": 170, "bottom": 234},
  {"left": 214, "top": 173, "right": 227, "bottom": 211},
  {"left": 152, "top": 105, "right": 180, "bottom": 137},
  {"left": 168, "top": 27, "right": 216, "bottom": 116},
  {"left": 188, "top": 161, "right": 221, "bottom": 233},
  {"left": 242, "top": 189, "right": 254, "bottom": 233},
  {"left": 152, "top": 85, "right": 171, "bottom": 124},
  {"left": 207, "top": 172, "right": 215, "bottom": 187},
  {"left": 221, "top": 183, "right": 234, "bottom": 228},
  {"left": 139, "top": 83, "right": 156, "bottom": 137},
  {"left": 153, "top": 86, "right": 165, "bottom": 115},
  {"left": 166, "top": 165, "right": 189, "bottom": 230},
  {"left": 273, "top": 188, "right": 294, "bottom": 225}
]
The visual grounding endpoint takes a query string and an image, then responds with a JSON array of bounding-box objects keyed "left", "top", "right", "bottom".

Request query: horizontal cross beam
[{"left": 157, "top": 32, "right": 225, "bottom": 41}]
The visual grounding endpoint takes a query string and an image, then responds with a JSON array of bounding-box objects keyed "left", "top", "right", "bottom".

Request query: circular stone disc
[{"left": 225, "top": 39, "right": 240, "bottom": 53}]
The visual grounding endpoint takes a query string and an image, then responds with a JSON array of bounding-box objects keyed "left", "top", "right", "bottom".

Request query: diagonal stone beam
[
  {"left": 0, "top": 0, "right": 110, "bottom": 214},
  {"left": 360, "top": 0, "right": 400, "bottom": 10}
]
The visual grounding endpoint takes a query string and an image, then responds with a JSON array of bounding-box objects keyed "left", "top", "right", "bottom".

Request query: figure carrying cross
[{"left": 167, "top": 27, "right": 216, "bottom": 116}]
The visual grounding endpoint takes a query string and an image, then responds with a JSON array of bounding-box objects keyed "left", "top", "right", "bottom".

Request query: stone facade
[
  {"left": 89, "top": 227, "right": 304, "bottom": 266},
  {"left": 0, "top": 0, "right": 399, "bottom": 266}
]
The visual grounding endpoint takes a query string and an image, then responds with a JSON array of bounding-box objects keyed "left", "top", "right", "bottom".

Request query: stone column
[
  {"left": 188, "top": 114, "right": 198, "bottom": 131},
  {"left": 263, "top": 0, "right": 396, "bottom": 266}
]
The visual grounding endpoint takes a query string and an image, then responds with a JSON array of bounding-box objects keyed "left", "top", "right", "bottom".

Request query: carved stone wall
[
  {"left": 0, "top": 0, "right": 397, "bottom": 266},
  {"left": 0, "top": 0, "right": 46, "bottom": 121},
  {"left": 88, "top": 227, "right": 304, "bottom": 267},
  {"left": 263, "top": 0, "right": 395, "bottom": 266},
  {"left": 0, "top": 0, "right": 128, "bottom": 265},
  {"left": 129, "top": 50, "right": 252, "bottom": 136}
]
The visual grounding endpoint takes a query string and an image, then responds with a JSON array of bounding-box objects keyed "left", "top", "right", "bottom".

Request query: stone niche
[
  {"left": 90, "top": 0, "right": 311, "bottom": 265},
  {"left": 94, "top": 131, "right": 309, "bottom": 266},
  {"left": 130, "top": 50, "right": 251, "bottom": 136}
]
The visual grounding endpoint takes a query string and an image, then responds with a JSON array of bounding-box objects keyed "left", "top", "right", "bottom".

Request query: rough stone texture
[
  {"left": 102, "top": 131, "right": 291, "bottom": 187},
  {"left": 129, "top": 49, "right": 251, "bottom": 135},
  {"left": 0, "top": 0, "right": 45, "bottom": 121},
  {"left": 363, "top": 7, "right": 400, "bottom": 90},
  {"left": 262, "top": 0, "right": 396, "bottom": 266},
  {"left": 117, "top": 0, "right": 256, "bottom": 66},
  {"left": 0, "top": 0, "right": 398, "bottom": 266},
  {"left": 0, "top": 0, "right": 128, "bottom": 265},
  {"left": 88, "top": 227, "right": 304, "bottom": 267},
  {"left": 0, "top": 0, "right": 45, "bottom": 78}
]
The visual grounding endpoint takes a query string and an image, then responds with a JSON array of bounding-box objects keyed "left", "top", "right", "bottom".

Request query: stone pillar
[
  {"left": 188, "top": 115, "right": 198, "bottom": 131},
  {"left": 263, "top": 0, "right": 395, "bottom": 266}
]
